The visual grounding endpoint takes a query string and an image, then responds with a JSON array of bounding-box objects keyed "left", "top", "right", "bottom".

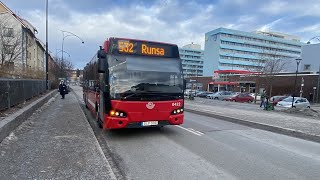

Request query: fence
[{"left": 0, "top": 79, "right": 51, "bottom": 111}]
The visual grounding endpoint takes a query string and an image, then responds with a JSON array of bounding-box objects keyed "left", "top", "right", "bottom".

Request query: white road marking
[
  {"left": 188, "top": 128, "right": 204, "bottom": 135},
  {"left": 176, "top": 125, "right": 203, "bottom": 136}
]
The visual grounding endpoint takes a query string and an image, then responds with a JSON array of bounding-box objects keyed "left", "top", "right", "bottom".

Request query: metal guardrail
[{"left": 0, "top": 79, "right": 51, "bottom": 111}]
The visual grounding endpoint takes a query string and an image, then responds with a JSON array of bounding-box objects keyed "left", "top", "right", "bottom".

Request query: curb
[
  {"left": 0, "top": 90, "right": 57, "bottom": 143},
  {"left": 185, "top": 108, "right": 320, "bottom": 143},
  {"left": 72, "top": 91, "right": 117, "bottom": 180}
]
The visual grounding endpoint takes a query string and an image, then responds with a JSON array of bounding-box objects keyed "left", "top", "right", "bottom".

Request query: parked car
[
  {"left": 270, "top": 96, "right": 288, "bottom": 106},
  {"left": 194, "top": 91, "right": 205, "bottom": 96},
  {"left": 185, "top": 89, "right": 195, "bottom": 96},
  {"left": 276, "top": 97, "right": 311, "bottom": 108},
  {"left": 198, "top": 92, "right": 214, "bottom": 98},
  {"left": 249, "top": 93, "right": 261, "bottom": 101},
  {"left": 207, "top": 91, "right": 234, "bottom": 100},
  {"left": 225, "top": 93, "right": 254, "bottom": 103}
]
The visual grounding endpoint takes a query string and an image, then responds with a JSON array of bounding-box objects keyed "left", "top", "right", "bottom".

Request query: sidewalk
[
  {"left": 185, "top": 100, "right": 320, "bottom": 143},
  {"left": 0, "top": 92, "right": 116, "bottom": 179}
]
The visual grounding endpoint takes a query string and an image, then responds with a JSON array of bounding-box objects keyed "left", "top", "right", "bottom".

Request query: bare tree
[
  {"left": 248, "top": 48, "right": 291, "bottom": 97},
  {"left": 263, "top": 58, "right": 290, "bottom": 97},
  {"left": 0, "top": 15, "right": 22, "bottom": 73},
  {"left": 51, "top": 57, "right": 74, "bottom": 79}
]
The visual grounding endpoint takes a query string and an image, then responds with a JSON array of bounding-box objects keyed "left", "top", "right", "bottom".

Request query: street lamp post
[
  {"left": 300, "top": 77, "right": 304, "bottom": 97},
  {"left": 317, "top": 65, "right": 320, "bottom": 103},
  {"left": 307, "top": 36, "right": 320, "bottom": 44},
  {"left": 56, "top": 49, "right": 71, "bottom": 58},
  {"left": 45, "top": 0, "right": 49, "bottom": 90},
  {"left": 292, "top": 58, "right": 302, "bottom": 108},
  {"left": 60, "top": 30, "right": 84, "bottom": 78},
  {"left": 313, "top": 87, "right": 317, "bottom": 103}
]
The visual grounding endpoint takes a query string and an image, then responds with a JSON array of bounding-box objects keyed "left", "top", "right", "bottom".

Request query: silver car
[
  {"left": 276, "top": 97, "right": 311, "bottom": 108},
  {"left": 206, "top": 91, "right": 234, "bottom": 100}
]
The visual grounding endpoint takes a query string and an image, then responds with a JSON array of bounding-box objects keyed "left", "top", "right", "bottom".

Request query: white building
[
  {"left": 203, "top": 27, "right": 303, "bottom": 76},
  {"left": 179, "top": 43, "right": 204, "bottom": 77}
]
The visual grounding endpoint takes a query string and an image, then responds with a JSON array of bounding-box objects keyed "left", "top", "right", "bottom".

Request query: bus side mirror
[{"left": 97, "top": 49, "right": 107, "bottom": 73}]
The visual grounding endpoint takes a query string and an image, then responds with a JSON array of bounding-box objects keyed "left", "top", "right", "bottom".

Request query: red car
[
  {"left": 271, "top": 96, "right": 288, "bottom": 106},
  {"left": 225, "top": 93, "right": 254, "bottom": 103}
]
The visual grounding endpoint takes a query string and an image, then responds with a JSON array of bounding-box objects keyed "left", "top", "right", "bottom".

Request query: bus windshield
[{"left": 109, "top": 56, "right": 183, "bottom": 100}]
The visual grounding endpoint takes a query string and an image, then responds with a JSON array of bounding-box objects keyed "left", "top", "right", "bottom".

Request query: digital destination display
[{"left": 111, "top": 38, "right": 179, "bottom": 58}]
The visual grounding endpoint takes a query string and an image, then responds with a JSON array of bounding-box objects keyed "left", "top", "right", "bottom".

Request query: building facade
[
  {"left": 203, "top": 28, "right": 303, "bottom": 76},
  {"left": 0, "top": 2, "right": 45, "bottom": 79},
  {"left": 179, "top": 43, "right": 204, "bottom": 77},
  {"left": 185, "top": 72, "right": 320, "bottom": 103},
  {"left": 301, "top": 43, "right": 320, "bottom": 73}
]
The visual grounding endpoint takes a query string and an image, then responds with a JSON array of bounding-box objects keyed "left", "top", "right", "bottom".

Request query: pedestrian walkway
[
  {"left": 185, "top": 100, "right": 320, "bottom": 142},
  {"left": 0, "top": 92, "right": 116, "bottom": 179}
]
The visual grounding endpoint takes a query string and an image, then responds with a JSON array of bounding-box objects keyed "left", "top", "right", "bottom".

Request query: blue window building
[{"left": 203, "top": 28, "right": 303, "bottom": 76}]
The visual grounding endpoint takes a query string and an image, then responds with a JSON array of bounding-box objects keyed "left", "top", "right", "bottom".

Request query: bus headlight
[
  {"left": 110, "top": 110, "right": 127, "bottom": 118},
  {"left": 171, "top": 108, "right": 184, "bottom": 115}
]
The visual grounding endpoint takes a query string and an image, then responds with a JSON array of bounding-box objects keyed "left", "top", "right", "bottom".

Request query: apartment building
[
  {"left": 179, "top": 43, "right": 204, "bottom": 77},
  {"left": 0, "top": 2, "right": 45, "bottom": 78},
  {"left": 203, "top": 27, "right": 303, "bottom": 76}
]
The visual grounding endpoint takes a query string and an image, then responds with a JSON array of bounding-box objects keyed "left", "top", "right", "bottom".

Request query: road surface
[{"left": 74, "top": 86, "right": 320, "bottom": 180}]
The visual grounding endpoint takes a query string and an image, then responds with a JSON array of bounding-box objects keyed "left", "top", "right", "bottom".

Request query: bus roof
[{"left": 112, "top": 37, "right": 177, "bottom": 46}]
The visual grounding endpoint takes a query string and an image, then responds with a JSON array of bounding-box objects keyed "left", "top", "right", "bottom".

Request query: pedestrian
[
  {"left": 309, "top": 93, "right": 314, "bottom": 103},
  {"left": 260, "top": 89, "right": 266, "bottom": 108},
  {"left": 59, "top": 80, "right": 67, "bottom": 99}
]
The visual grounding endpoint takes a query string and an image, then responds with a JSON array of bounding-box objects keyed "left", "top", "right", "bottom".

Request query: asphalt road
[{"left": 74, "top": 86, "right": 320, "bottom": 180}]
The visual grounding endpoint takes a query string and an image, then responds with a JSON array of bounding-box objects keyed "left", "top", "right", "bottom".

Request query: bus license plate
[{"left": 141, "top": 121, "right": 158, "bottom": 126}]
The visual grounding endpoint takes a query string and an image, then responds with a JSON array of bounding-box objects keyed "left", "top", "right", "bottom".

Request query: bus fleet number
[
  {"left": 172, "top": 102, "right": 181, "bottom": 107},
  {"left": 118, "top": 41, "right": 134, "bottom": 53}
]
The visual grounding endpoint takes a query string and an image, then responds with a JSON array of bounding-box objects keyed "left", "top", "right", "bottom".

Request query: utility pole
[
  {"left": 317, "top": 65, "right": 320, "bottom": 103},
  {"left": 300, "top": 77, "right": 304, "bottom": 97},
  {"left": 45, "top": 0, "right": 49, "bottom": 90}
]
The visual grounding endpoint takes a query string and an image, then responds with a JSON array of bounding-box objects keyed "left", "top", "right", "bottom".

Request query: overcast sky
[{"left": 2, "top": 0, "right": 320, "bottom": 69}]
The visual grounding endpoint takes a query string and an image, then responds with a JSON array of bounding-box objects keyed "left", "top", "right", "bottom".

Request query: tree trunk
[{"left": 269, "top": 84, "right": 273, "bottom": 97}]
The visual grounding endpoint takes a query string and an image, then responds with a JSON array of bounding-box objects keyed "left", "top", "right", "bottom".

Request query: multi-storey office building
[
  {"left": 179, "top": 43, "right": 204, "bottom": 78},
  {"left": 203, "top": 28, "right": 303, "bottom": 92},
  {"left": 203, "top": 27, "right": 303, "bottom": 76}
]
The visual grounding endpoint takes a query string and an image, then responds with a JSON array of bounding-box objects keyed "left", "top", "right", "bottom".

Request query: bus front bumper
[{"left": 103, "top": 114, "right": 184, "bottom": 129}]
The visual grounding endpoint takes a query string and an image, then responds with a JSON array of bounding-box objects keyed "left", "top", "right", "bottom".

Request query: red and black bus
[{"left": 83, "top": 38, "right": 184, "bottom": 129}]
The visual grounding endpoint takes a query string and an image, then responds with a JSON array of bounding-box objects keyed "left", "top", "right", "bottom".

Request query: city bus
[{"left": 83, "top": 37, "right": 185, "bottom": 129}]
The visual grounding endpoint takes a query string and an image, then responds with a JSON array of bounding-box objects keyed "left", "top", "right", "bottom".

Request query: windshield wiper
[{"left": 120, "top": 92, "right": 142, "bottom": 100}]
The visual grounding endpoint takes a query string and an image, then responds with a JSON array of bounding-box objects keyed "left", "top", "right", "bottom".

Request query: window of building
[
  {"left": 3, "top": 44, "right": 14, "bottom": 54},
  {"left": 3, "top": 27, "right": 14, "bottom": 37},
  {"left": 220, "top": 33, "right": 301, "bottom": 49}
]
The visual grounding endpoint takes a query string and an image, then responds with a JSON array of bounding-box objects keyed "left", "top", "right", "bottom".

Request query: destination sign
[{"left": 111, "top": 38, "right": 179, "bottom": 58}]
